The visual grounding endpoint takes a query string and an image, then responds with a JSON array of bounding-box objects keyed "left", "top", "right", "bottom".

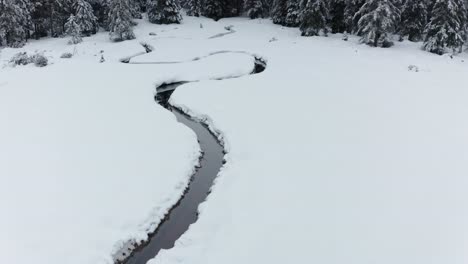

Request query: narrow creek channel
[
  {"left": 117, "top": 52, "right": 266, "bottom": 264},
  {"left": 125, "top": 102, "right": 224, "bottom": 264}
]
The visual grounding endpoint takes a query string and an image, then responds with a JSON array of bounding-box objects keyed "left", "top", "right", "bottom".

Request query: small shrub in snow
[
  {"left": 60, "top": 52, "right": 73, "bottom": 58},
  {"left": 9, "top": 52, "right": 48, "bottom": 67},
  {"left": 31, "top": 53, "right": 48, "bottom": 67},
  {"left": 408, "top": 65, "right": 419, "bottom": 72},
  {"left": 342, "top": 32, "right": 349, "bottom": 41},
  {"left": 9, "top": 52, "right": 31, "bottom": 66},
  {"left": 140, "top": 42, "right": 154, "bottom": 53}
]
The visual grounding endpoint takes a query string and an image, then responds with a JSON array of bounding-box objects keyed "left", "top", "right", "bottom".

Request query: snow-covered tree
[
  {"left": 91, "top": 0, "right": 111, "bottom": 28},
  {"left": 244, "top": 0, "right": 264, "bottom": 18},
  {"left": 202, "top": 0, "right": 223, "bottom": 20},
  {"left": 423, "top": 0, "right": 467, "bottom": 54},
  {"left": 343, "top": 0, "right": 364, "bottom": 32},
  {"left": 221, "top": 0, "right": 240, "bottom": 17},
  {"left": 130, "top": 0, "right": 143, "bottom": 18},
  {"left": 300, "top": 0, "right": 330, "bottom": 36},
  {"left": 74, "top": 0, "right": 98, "bottom": 35},
  {"left": 108, "top": 0, "right": 135, "bottom": 41},
  {"left": 148, "top": 0, "right": 182, "bottom": 24},
  {"left": 186, "top": 0, "right": 202, "bottom": 16},
  {"left": 330, "top": 0, "right": 347, "bottom": 33},
  {"left": 400, "top": 0, "right": 427, "bottom": 41},
  {"left": 285, "top": 0, "right": 300, "bottom": 26},
  {"left": 65, "top": 14, "right": 82, "bottom": 43},
  {"left": 0, "top": 0, "right": 32, "bottom": 47},
  {"left": 261, "top": 0, "right": 272, "bottom": 16},
  {"left": 271, "top": 0, "right": 287, "bottom": 25},
  {"left": 355, "top": 0, "right": 401, "bottom": 47}
]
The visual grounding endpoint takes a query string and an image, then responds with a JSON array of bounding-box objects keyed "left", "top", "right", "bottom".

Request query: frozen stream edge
[{"left": 114, "top": 49, "right": 266, "bottom": 264}]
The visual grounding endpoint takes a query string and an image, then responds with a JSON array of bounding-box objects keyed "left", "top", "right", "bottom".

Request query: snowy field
[{"left": 2, "top": 15, "right": 468, "bottom": 264}]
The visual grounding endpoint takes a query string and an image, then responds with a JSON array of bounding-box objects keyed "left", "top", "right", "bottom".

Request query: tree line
[
  {"left": 1, "top": 0, "right": 467, "bottom": 55},
  {"left": 267, "top": 0, "right": 468, "bottom": 55}
]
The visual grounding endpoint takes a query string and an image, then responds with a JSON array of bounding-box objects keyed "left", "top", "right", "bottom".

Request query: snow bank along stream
[{"left": 116, "top": 51, "right": 266, "bottom": 264}]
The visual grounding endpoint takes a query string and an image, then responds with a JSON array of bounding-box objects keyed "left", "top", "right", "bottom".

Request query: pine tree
[
  {"left": 222, "top": 0, "right": 240, "bottom": 16},
  {"left": 65, "top": 14, "right": 82, "bottom": 43},
  {"left": 244, "top": 0, "right": 264, "bottom": 18},
  {"left": 355, "top": 0, "right": 401, "bottom": 47},
  {"left": 186, "top": 0, "right": 202, "bottom": 16},
  {"left": 108, "top": 0, "right": 135, "bottom": 41},
  {"left": 91, "top": 0, "right": 111, "bottom": 28},
  {"left": 300, "top": 0, "right": 330, "bottom": 36},
  {"left": 400, "top": 0, "right": 427, "bottom": 41},
  {"left": 285, "top": 0, "right": 300, "bottom": 26},
  {"left": 271, "top": 0, "right": 287, "bottom": 25},
  {"left": 0, "top": 0, "right": 32, "bottom": 47},
  {"left": 343, "top": 0, "right": 364, "bottom": 33},
  {"left": 330, "top": 0, "right": 347, "bottom": 33},
  {"left": 74, "top": 0, "right": 98, "bottom": 35},
  {"left": 130, "top": 0, "right": 142, "bottom": 18},
  {"left": 148, "top": 0, "right": 182, "bottom": 24},
  {"left": 261, "top": 0, "right": 272, "bottom": 16},
  {"left": 202, "top": 0, "right": 223, "bottom": 20},
  {"left": 15, "top": 0, "right": 34, "bottom": 37},
  {"left": 423, "top": 0, "right": 467, "bottom": 54}
]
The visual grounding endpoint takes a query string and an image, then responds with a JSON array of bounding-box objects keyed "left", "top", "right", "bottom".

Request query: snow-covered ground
[
  {"left": 2, "top": 14, "right": 468, "bottom": 264},
  {"left": 0, "top": 17, "right": 253, "bottom": 264}
]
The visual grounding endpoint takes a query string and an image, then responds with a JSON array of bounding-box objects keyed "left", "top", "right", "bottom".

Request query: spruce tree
[
  {"left": 202, "top": 0, "right": 223, "bottom": 20},
  {"left": 423, "top": 0, "right": 467, "bottom": 54},
  {"left": 343, "top": 0, "right": 364, "bottom": 33},
  {"left": 244, "top": 0, "right": 264, "bottom": 18},
  {"left": 186, "top": 0, "right": 202, "bottom": 16},
  {"left": 92, "top": 0, "right": 111, "bottom": 29},
  {"left": 400, "top": 0, "right": 427, "bottom": 42},
  {"left": 108, "top": 0, "right": 136, "bottom": 41},
  {"left": 221, "top": 0, "right": 240, "bottom": 16},
  {"left": 330, "top": 0, "right": 347, "bottom": 33},
  {"left": 74, "top": 0, "right": 98, "bottom": 35},
  {"left": 271, "top": 0, "right": 287, "bottom": 25},
  {"left": 261, "top": 0, "right": 272, "bottom": 16},
  {"left": 355, "top": 0, "right": 401, "bottom": 47},
  {"left": 300, "top": 0, "right": 330, "bottom": 36},
  {"left": 148, "top": 0, "right": 182, "bottom": 24},
  {"left": 130, "top": 0, "right": 143, "bottom": 18},
  {"left": 285, "top": 0, "right": 300, "bottom": 26},
  {"left": 0, "top": 0, "right": 32, "bottom": 47},
  {"left": 65, "top": 14, "right": 82, "bottom": 43}
]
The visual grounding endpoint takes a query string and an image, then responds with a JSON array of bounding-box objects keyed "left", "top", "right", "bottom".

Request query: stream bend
[{"left": 115, "top": 49, "right": 266, "bottom": 264}]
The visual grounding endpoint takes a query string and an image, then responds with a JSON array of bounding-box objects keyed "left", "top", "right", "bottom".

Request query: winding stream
[{"left": 115, "top": 49, "right": 266, "bottom": 264}]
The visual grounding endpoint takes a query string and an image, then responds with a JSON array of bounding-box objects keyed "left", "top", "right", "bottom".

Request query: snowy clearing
[
  {"left": 0, "top": 17, "right": 253, "bottom": 264},
  {"left": 158, "top": 18, "right": 468, "bottom": 264},
  {"left": 1, "top": 14, "right": 468, "bottom": 264}
]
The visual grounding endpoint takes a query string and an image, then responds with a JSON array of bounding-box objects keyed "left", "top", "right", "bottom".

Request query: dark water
[
  {"left": 123, "top": 99, "right": 224, "bottom": 264},
  {"left": 117, "top": 57, "right": 266, "bottom": 264}
]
